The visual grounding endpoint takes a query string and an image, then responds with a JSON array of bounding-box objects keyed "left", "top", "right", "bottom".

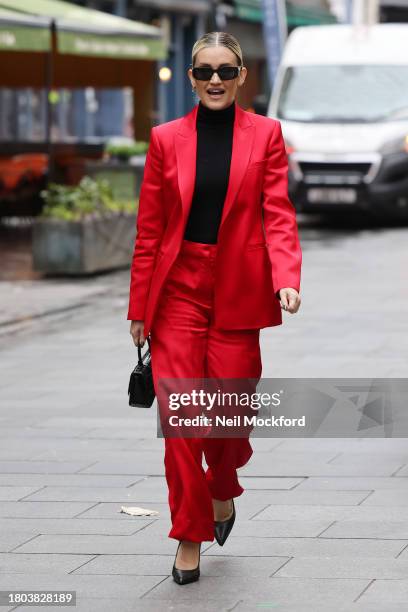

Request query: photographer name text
[{"left": 167, "top": 415, "right": 306, "bottom": 427}]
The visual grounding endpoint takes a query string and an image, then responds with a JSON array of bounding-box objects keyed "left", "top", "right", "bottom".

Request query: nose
[{"left": 210, "top": 71, "right": 222, "bottom": 84}]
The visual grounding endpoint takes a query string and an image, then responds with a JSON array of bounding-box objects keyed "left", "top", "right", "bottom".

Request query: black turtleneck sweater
[{"left": 183, "top": 99, "right": 235, "bottom": 244}]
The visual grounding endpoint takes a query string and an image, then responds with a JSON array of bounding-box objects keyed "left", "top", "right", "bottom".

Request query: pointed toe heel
[
  {"left": 172, "top": 541, "right": 201, "bottom": 585},
  {"left": 214, "top": 498, "right": 235, "bottom": 546}
]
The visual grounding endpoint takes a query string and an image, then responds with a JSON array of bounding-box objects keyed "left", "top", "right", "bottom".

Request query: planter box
[
  {"left": 85, "top": 157, "right": 146, "bottom": 201},
  {"left": 32, "top": 213, "right": 136, "bottom": 275}
]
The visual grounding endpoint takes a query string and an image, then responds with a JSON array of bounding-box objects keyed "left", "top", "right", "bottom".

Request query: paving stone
[
  {"left": 360, "top": 490, "right": 408, "bottom": 506},
  {"left": 0, "top": 279, "right": 112, "bottom": 328},
  {"left": 0, "top": 518, "right": 151, "bottom": 536},
  {"left": 29, "top": 450, "right": 133, "bottom": 462},
  {"left": 275, "top": 438, "right": 408, "bottom": 453},
  {"left": 27, "top": 439, "right": 138, "bottom": 460},
  {"left": 234, "top": 602, "right": 400, "bottom": 612},
  {"left": 84, "top": 427, "right": 158, "bottom": 440},
  {"left": 394, "top": 545, "right": 408, "bottom": 560},
  {"left": 236, "top": 489, "right": 371, "bottom": 506},
  {"left": 0, "top": 502, "right": 97, "bottom": 519},
  {"left": 33, "top": 448, "right": 163, "bottom": 466},
  {"left": 143, "top": 575, "right": 370, "bottom": 604},
  {"left": 326, "top": 453, "right": 406, "bottom": 471},
  {"left": 0, "top": 450, "right": 44, "bottom": 461},
  {"left": 238, "top": 457, "right": 404, "bottom": 477},
  {"left": 255, "top": 450, "right": 340, "bottom": 461},
  {"left": 145, "top": 516, "right": 330, "bottom": 539},
  {"left": 0, "top": 461, "right": 95, "bottom": 474},
  {"left": 200, "top": 536, "right": 406, "bottom": 558},
  {"left": 233, "top": 476, "right": 305, "bottom": 490},
  {"left": 274, "top": 556, "right": 408, "bottom": 579},
  {"left": 246, "top": 437, "right": 283, "bottom": 452},
  {"left": 234, "top": 519, "right": 331, "bottom": 538},
  {"left": 37, "top": 417, "right": 152, "bottom": 429},
  {"left": 10, "top": 598, "right": 240, "bottom": 612},
  {"left": 321, "top": 520, "right": 408, "bottom": 540},
  {"left": 128, "top": 474, "right": 306, "bottom": 492},
  {"left": 358, "top": 579, "right": 408, "bottom": 604},
  {"left": 128, "top": 436, "right": 282, "bottom": 453},
  {"left": 0, "top": 533, "right": 39, "bottom": 553},
  {"left": 254, "top": 504, "right": 408, "bottom": 522},
  {"left": 22, "top": 485, "right": 160, "bottom": 503},
  {"left": 72, "top": 553, "right": 289, "bottom": 577},
  {"left": 393, "top": 464, "right": 408, "bottom": 477},
  {"left": 79, "top": 459, "right": 165, "bottom": 476},
  {"left": 0, "top": 427, "right": 95, "bottom": 440},
  {"left": 0, "top": 487, "right": 44, "bottom": 501},
  {"left": 296, "top": 476, "right": 408, "bottom": 490},
  {"left": 252, "top": 504, "right": 355, "bottom": 521},
  {"left": 0, "top": 553, "right": 95, "bottom": 574},
  {"left": 0, "top": 573, "right": 163, "bottom": 599},
  {"left": 0, "top": 474, "right": 141, "bottom": 488},
  {"left": 122, "top": 438, "right": 167, "bottom": 451},
  {"left": 11, "top": 532, "right": 186, "bottom": 555}
]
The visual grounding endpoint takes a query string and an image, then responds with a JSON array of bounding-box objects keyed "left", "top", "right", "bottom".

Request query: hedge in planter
[
  {"left": 105, "top": 140, "right": 149, "bottom": 162},
  {"left": 33, "top": 176, "right": 138, "bottom": 275}
]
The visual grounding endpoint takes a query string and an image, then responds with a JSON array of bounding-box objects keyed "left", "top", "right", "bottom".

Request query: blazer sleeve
[
  {"left": 261, "top": 119, "right": 302, "bottom": 297},
  {"left": 127, "top": 126, "right": 166, "bottom": 321}
]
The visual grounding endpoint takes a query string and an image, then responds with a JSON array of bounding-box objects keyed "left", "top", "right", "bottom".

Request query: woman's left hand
[{"left": 278, "top": 288, "right": 301, "bottom": 314}]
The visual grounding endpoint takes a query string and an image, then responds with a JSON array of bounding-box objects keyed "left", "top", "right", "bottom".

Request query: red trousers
[{"left": 150, "top": 239, "right": 262, "bottom": 542}]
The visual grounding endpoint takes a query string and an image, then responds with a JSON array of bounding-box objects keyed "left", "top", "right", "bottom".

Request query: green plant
[
  {"left": 105, "top": 141, "right": 149, "bottom": 159},
  {"left": 40, "top": 176, "right": 138, "bottom": 221}
]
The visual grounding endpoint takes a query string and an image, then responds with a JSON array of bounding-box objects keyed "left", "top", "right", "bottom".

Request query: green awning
[
  {"left": 233, "top": 0, "right": 262, "bottom": 22},
  {"left": 233, "top": 0, "right": 337, "bottom": 26},
  {"left": 286, "top": 2, "right": 337, "bottom": 26},
  {"left": 0, "top": 0, "right": 166, "bottom": 59},
  {"left": 0, "top": 8, "right": 51, "bottom": 51}
]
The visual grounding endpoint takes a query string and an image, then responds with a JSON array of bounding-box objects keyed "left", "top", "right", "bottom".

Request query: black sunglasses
[{"left": 191, "top": 66, "right": 242, "bottom": 81}]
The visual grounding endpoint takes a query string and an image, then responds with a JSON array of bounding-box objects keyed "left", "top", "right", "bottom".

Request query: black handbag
[{"left": 128, "top": 336, "right": 155, "bottom": 408}]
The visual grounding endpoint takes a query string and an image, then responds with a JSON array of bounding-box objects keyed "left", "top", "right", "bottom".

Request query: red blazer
[{"left": 127, "top": 101, "right": 302, "bottom": 337}]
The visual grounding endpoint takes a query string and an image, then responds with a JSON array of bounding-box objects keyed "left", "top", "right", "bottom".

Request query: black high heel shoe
[
  {"left": 214, "top": 498, "right": 235, "bottom": 546},
  {"left": 172, "top": 541, "right": 201, "bottom": 585}
]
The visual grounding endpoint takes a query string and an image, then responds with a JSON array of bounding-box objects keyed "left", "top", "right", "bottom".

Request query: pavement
[
  {"left": 0, "top": 221, "right": 408, "bottom": 611},
  {"left": 0, "top": 271, "right": 129, "bottom": 333}
]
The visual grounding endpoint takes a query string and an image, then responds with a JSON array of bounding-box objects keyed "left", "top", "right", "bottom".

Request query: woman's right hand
[{"left": 130, "top": 320, "right": 145, "bottom": 347}]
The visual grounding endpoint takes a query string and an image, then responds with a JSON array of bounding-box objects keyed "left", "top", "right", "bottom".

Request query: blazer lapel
[
  {"left": 220, "top": 103, "right": 255, "bottom": 233},
  {"left": 175, "top": 101, "right": 255, "bottom": 235},
  {"left": 175, "top": 105, "right": 198, "bottom": 229}
]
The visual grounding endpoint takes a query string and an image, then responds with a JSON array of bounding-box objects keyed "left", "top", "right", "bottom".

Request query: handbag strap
[{"left": 137, "top": 335, "right": 151, "bottom": 364}]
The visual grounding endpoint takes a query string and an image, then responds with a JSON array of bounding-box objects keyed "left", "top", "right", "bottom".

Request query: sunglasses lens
[
  {"left": 192, "top": 68, "right": 213, "bottom": 80},
  {"left": 192, "top": 67, "right": 240, "bottom": 81},
  {"left": 218, "top": 67, "right": 239, "bottom": 80}
]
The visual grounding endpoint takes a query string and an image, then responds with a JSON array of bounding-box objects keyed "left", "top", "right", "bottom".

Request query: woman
[{"left": 128, "top": 31, "right": 302, "bottom": 585}]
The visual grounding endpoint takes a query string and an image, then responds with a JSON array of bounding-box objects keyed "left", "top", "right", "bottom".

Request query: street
[{"left": 0, "top": 218, "right": 408, "bottom": 611}]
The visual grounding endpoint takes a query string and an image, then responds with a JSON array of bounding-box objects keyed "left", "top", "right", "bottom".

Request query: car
[{"left": 268, "top": 23, "right": 408, "bottom": 220}]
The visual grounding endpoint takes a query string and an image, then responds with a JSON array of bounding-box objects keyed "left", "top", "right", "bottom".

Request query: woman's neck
[{"left": 196, "top": 99, "right": 235, "bottom": 125}]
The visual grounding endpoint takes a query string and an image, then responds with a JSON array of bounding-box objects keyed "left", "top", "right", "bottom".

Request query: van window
[{"left": 277, "top": 65, "right": 408, "bottom": 123}]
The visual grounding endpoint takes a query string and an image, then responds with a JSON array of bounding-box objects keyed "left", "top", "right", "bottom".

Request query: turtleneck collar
[{"left": 197, "top": 99, "right": 235, "bottom": 125}]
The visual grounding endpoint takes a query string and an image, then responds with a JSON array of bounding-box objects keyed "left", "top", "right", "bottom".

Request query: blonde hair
[{"left": 191, "top": 31, "right": 243, "bottom": 67}]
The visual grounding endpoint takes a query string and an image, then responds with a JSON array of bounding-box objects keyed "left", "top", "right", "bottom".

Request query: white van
[{"left": 267, "top": 24, "right": 408, "bottom": 219}]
